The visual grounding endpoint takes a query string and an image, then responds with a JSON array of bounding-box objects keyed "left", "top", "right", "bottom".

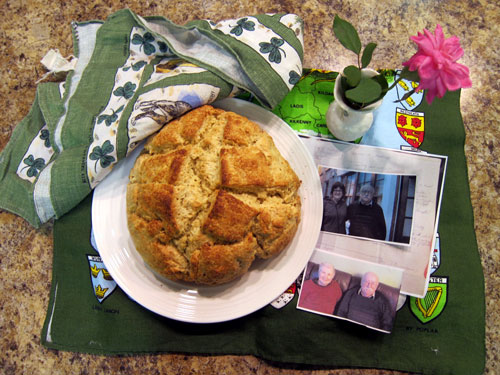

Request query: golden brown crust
[
  {"left": 126, "top": 105, "right": 301, "bottom": 285},
  {"left": 220, "top": 147, "right": 272, "bottom": 188},
  {"left": 203, "top": 190, "right": 259, "bottom": 243},
  {"left": 190, "top": 233, "right": 259, "bottom": 285}
]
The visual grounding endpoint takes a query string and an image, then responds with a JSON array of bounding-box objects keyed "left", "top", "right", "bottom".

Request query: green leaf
[
  {"left": 343, "top": 65, "right": 361, "bottom": 87},
  {"left": 333, "top": 15, "right": 361, "bottom": 55},
  {"left": 361, "top": 42, "right": 377, "bottom": 68},
  {"left": 399, "top": 66, "right": 420, "bottom": 82},
  {"left": 345, "top": 77, "right": 382, "bottom": 104},
  {"left": 371, "top": 74, "right": 389, "bottom": 96}
]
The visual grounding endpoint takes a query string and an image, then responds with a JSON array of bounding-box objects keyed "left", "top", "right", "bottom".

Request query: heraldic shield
[
  {"left": 410, "top": 276, "right": 448, "bottom": 324},
  {"left": 87, "top": 255, "right": 117, "bottom": 303},
  {"left": 395, "top": 108, "right": 425, "bottom": 148}
]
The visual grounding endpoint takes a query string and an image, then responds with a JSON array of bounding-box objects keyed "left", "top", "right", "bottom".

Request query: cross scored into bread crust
[{"left": 126, "top": 105, "right": 301, "bottom": 285}]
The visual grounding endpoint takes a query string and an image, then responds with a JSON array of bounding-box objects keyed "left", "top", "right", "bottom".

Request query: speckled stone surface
[{"left": 0, "top": 1, "right": 498, "bottom": 374}]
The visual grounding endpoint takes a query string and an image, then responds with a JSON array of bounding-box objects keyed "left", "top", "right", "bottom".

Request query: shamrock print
[
  {"left": 22, "top": 155, "right": 45, "bottom": 178},
  {"left": 230, "top": 18, "right": 255, "bottom": 36},
  {"left": 288, "top": 70, "right": 301, "bottom": 85},
  {"left": 131, "top": 32, "right": 156, "bottom": 55},
  {"left": 259, "top": 37, "right": 286, "bottom": 64},
  {"left": 98, "top": 105, "right": 125, "bottom": 126},
  {"left": 158, "top": 41, "right": 169, "bottom": 54},
  {"left": 123, "top": 61, "right": 148, "bottom": 72},
  {"left": 40, "top": 129, "right": 51, "bottom": 148},
  {"left": 113, "top": 82, "right": 137, "bottom": 100},
  {"left": 89, "top": 140, "right": 115, "bottom": 172}
]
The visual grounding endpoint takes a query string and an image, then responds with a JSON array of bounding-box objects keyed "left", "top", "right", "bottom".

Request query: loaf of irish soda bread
[{"left": 126, "top": 105, "right": 301, "bottom": 285}]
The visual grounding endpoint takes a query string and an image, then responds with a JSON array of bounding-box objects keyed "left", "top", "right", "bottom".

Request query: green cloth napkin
[
  {"left": 0, "top": 9, "right": 304, "bottom": 227},
  {"left": 41, "top": 71, "right": 485, "bottom": 375}
]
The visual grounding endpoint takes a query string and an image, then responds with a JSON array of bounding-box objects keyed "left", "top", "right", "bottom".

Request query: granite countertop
[{"left": 0, "top": 1, "right": 498, "bottom": 374}]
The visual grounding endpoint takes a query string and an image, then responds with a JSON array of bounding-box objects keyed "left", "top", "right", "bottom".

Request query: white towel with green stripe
[{"left": 0, "top": 9, "right": 304, "bottom": 227}]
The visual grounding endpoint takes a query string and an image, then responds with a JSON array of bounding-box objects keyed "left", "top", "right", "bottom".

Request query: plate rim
[{"left": 91, "top": 98, "right": 323, "bottom": 323}]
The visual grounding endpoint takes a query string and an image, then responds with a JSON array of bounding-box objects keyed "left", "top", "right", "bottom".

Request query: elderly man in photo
[
  {"left": 299, "top": 263, "right": 343, "bottom": 315},
  {"left": 336, "top": 272, "right": 393, "bottom": 331},
  {"left": 346, "top": 183, "right": 386, "bottom": 240}
]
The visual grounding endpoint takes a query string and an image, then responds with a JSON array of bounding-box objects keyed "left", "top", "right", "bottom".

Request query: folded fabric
[
  {"left": 0, "top": 9, "right": 304, "bottom": 227},
  {"left": 41, "top": 74, "right": 485, "bottom": 375}
]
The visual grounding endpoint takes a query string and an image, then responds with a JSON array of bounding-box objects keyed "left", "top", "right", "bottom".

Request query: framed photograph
[
  {"left": 300, "top": 137, "right": 447, "bottom": 297},
  {"left": 297, "top": 249, "right": 403, "bottom": 333}
]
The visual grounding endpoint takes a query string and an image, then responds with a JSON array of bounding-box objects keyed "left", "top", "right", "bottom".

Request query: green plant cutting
[
  {"left": 332, "top": 15, "right": 391, "bottom": 109},
  {"left": 333, "top": 14, "right": 472, "bottom": 109}
]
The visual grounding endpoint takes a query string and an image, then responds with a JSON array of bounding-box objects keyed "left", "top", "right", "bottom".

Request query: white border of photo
[{"left": 299, "top": 137, "right": 447, "bottom": 298}]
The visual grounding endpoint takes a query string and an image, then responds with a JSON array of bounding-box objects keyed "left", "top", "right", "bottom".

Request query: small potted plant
[
  {"left": 332, "top": 15, "right": 390, "bottom": 110},
  {"left": 326, "top": 14, "right": 471, "bottom": 141},
  {"left": 326, "top": 15, "right": 393, "bottom": 140}
]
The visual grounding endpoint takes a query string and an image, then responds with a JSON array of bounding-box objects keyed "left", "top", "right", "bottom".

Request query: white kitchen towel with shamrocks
[{"left": 0, "top": 9, "right": 304, "bottom": 227}]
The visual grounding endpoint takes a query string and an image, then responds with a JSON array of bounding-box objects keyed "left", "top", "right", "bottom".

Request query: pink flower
[{"left": 403, "top": 24, "right": 472, "bottom": 104}]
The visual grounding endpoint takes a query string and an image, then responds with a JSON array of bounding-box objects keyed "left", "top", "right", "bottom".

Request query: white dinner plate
[{"left": 92, "top": 98, "right": 323, "bottom": 323}]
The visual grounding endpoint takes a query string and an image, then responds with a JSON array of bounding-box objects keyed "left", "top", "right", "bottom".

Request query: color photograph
[
  {"left": 297, "top": 249, "right": 403, "bottom": 333},
  {"left": 320, "top": 167, "right": 417, "bottom": 245}
]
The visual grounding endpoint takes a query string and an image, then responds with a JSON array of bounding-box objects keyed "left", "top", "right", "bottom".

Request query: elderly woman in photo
[{"left": 321, "top": 181, "right": 348, "bottom": 234}]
